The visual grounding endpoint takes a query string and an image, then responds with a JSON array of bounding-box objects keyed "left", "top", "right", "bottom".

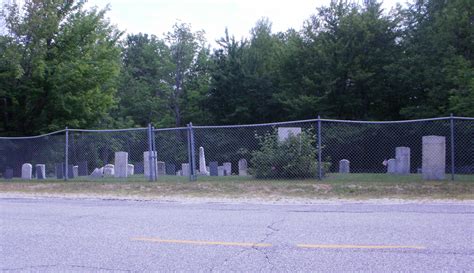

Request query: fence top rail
[
  {"left": 68, "top": 127, "right": 147, "bottom": 133},
  {"left": 0, "top": 116, "right": 472, "bottom": 138},
  {"left": 0, "top": 129, "right": 66, "bottom": 140},
  {"left": 154, "top": 127, "right": 187, "bottom": 132}
]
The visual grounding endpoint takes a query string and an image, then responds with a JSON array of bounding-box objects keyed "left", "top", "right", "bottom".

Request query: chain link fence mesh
[{"left": 0, "top": 117, "right": 473, "bottom": 181}]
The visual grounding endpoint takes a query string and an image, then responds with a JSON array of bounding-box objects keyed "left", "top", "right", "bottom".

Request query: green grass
[{"left": 0, "top": 173, "right": 472, "bottom": 200}]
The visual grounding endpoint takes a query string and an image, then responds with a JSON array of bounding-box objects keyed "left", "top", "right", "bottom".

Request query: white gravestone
[
  {"left": 218, "top": 166, "right": 225, "bottom": 176},
  {"left": 278, "top": 127, "right": 302, "bottom": 142},
  {"left": 199, "top": 147, "right": 209, "bottom": 175},
  {"left": 115, "top": 152, "right": 128, "bottom": 178},
  {"left": 103, "top": 164, "right": 114, "bottom": 177},
  {"left": 21, "top": 163, "right": 32, "bottom": 180},
  {"left": 395, "top": 147, "right": 410, "bottom": 175},
  {"left": 73, "top": 166, "right": 79, "bottom": 178},
  {"left": 238, "top": 159, "right": 248, "bottom": 176},
  {"left": 182, "top": 163, "right": 191, "bottom": 177},
  {"left": 223, "top": 162, "right": 232, "bottom": 176},
  {"left": 127, "top": 164, "right": 134, "bottom": 176},
  {"left": 422, "top": 136, "right": 446, "bottom": 180},
  {"left": 339, "top": 159, "right": 350, "bottom": 173},
  {"left": 387, "top": 159, "right": 396, "bottom": 174},
  {"left": 36, "top": 164, "right": 46, "bottom": 179},
  {"left": 144, "top": 151, "right": 157, "bottom": 179},
  {"left": 90, "top": 168, "right": 103, "bottom": 178},
  {"left": 157, "top": 161, "right": 166, "bottom": 176}
]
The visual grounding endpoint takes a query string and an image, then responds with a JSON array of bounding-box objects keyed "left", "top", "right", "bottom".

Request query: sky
[{"left": 85, "top": 0, "right": 403, "bottom": 45}]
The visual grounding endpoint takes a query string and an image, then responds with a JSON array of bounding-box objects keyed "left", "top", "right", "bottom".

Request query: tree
[
  {"left": 278, "top": 0, "right": 404, "bottom": 120},
  {"left": 0, "top": 0, "right": 121, "bottom": 135},
  {"left": 398, "top": 0, "right": 474, "bottom": 118},
  {"left": 205, "top": 19, "right": 284, "bottom": 124}
]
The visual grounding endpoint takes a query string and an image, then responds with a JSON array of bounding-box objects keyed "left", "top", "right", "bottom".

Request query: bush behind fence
[{"left": 0, "top": 116, "right": 473, "bottom": 181}]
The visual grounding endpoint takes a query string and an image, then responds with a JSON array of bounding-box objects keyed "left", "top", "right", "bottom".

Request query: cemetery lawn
[{"left": 0, "top": 173, "right": 472, "bottom": 200}]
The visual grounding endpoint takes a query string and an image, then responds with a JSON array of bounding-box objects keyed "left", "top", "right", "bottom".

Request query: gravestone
[
  {"left": 199, "top": 147, "right": 209, "bottom": 176},
  {"left": 144, "top": 151, "right": 157, "bottom": 178},
  {"left": 36, "top": 164, "right": 46, "bottom": 179},
  {"left": 339, "top": 159, "right": 350, "bottom": 174},
  {"left": 278, "top": 127, "right": 302, "bottom": 142},
  {"left": 157, "top": 161, "right": 166, "bottom": 176},
  {"left": 177, "top": 170, "right": 183, "bottom": 176},
  {"left": 115, "top": 152, "right": 128, "bottom": 178},
  {"left": 135, "top": 162, "right": 144, "bottom": 174},
  {"left": 13, "top": 164, "right": 22, "bottom": 178},
  {"left": 56, "top": 163, "right": 64, "bottom": 179},
  {"left": 73, "top": 166, "right": 79, "bottom": 178},
  {"left": 182, "top": 163, "right": 191, "bottom": 177},
  {"left": 238, "top": 159, "right": 248, "bottom": 176},
  {"left": 103, "top": 164, "right": 114, "bottom": 177},
  {"left": 21, "top": 163, "right": 32, "bottom": 180},
  {"left": 127, "top": 164, "right": 134, "bottom": 176},
  {"left": 218, "top": 166, "right": 225, "bottom": 176},
  {"left": 78, "top": 161, "right": 88, "bottom": 176},
  {"left": 4, "top": 168, "right": 13, "bottom": 179},
  {"left": 67, "top": 164, "right": 75, "bottom": 179},
  {"left": 387, "top": 159, "right": 396, "bottom": 174},
  {"left": 422, "top": 136, "right": 446, "bottom": 180},
  {"left": 395, "top": 147, "right": 411, "bottom": 175},
  {"left": 209, "top": 162, "right": 218, "bottom": 176},
  {"left": 90, "top": 168, "right": 103, "bottom": 178},
  {"left": 223, "top": 162, "right": 232, "bottom": 176},
  {"left": 166, "top": 163, "right": 176, "bottom": 175}
]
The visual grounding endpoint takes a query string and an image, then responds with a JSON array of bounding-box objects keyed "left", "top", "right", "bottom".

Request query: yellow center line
[
  {"left": 297, "top": 244, "right": 426, "bottom": 250},
  {"left": 131, "top": 237, "right": 272, "bottom": 247}
]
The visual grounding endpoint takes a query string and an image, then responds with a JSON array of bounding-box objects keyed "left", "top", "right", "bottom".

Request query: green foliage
[
  {"left": 1, "top": 0, "right": 122, "bottom": 135},
  {"left": 251, "top": 129, "right": 329, "bottom": 179}
]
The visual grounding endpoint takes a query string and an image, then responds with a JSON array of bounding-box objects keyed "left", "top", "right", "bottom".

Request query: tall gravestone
[
  {"left": 182, "top": 163, "right": 191, "bottom": 177},
  {"left": 4, "top": 168, "right": 13, "bottom": 179},
  {"left": 144, "top": 151, "right": 157, "bottom": 179},
  {"left": 36, "top": 164, "right": 46, "bottom": 179},
  {"left": 199, "top": 147, "right": 209, "bottom": 176},
  {"left": 157, "top": 161, "right": 166, "bottom": 176},
  {"left": 339, "top": 159, "right": 350, "bottom": 174},
  {"left": 78, "top": 161, "right": 88, "bottom": 176},
  {"left": 238, "top": 159, "right": 248, "bottom": 176},
  {"left": 223, "top": 162, "right": 232, "bottom": 176},
  {"left": 115, "top": 152, "right": 128, "bottom": 178},
  {"left": 21, "top": 163, "right": 32, "bottom": 180},
  {"left": 395, "top": 147, "right": 411, "bottom": 175},
  {"left": 166, "top": 163, "right": 176, "bottom": 175},
  {"left": 387, "top": 159, "right": 396, "bottom": 174},
  {"left": 209, "top": 162, "right": 218, "bottom": 176},
  {"left": 278, "top": 127, "right": 302, "bottom": 142},
  {"left": 422, "top": 136, "right": 446, "bottom": 180}
]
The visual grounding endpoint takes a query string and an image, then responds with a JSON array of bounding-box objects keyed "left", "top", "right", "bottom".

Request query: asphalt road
[{"left": 1, "top": 198, "right": 473, "bottom": 272}]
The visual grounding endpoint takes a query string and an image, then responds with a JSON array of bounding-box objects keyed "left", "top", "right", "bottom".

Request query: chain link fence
[{"left": 0, "top": 116, "right": 473, "bottom": 181}]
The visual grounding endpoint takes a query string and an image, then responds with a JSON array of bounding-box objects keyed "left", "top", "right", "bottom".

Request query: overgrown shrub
[{"left": 250, "top": 129, "right": 330, "bottom": 179}]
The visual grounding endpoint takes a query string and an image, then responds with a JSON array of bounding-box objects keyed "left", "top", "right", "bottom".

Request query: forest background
[{"left": 0, "top": 0, "right": 472, "bottom": 136}]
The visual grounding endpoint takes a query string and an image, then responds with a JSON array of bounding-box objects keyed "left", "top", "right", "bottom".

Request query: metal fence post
[
  {"left": 65, "top": 127, "right": 69, "bottom": 181},
  {"left": 450, "top": 114, "right": 455, "bottom": 181},
  {"left": 189, "top": 122, "right": 197, "bottom": 181},
  {"left": 147, "top": 123, "right": 154, "bottom": 182},
  {"left": 151, "top": 126, "right": 157, "bottom": 181},
  {"left": 186, "top": 123, "right": 192, "bottom": 182},
  {"left": 317, "top": 115, "right": 322, "bottom": 180}
]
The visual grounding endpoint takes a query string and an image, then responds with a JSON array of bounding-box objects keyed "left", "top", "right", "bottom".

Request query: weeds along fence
[{"left": 0, "top": 116, "right": 473, "bottom": 181}]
